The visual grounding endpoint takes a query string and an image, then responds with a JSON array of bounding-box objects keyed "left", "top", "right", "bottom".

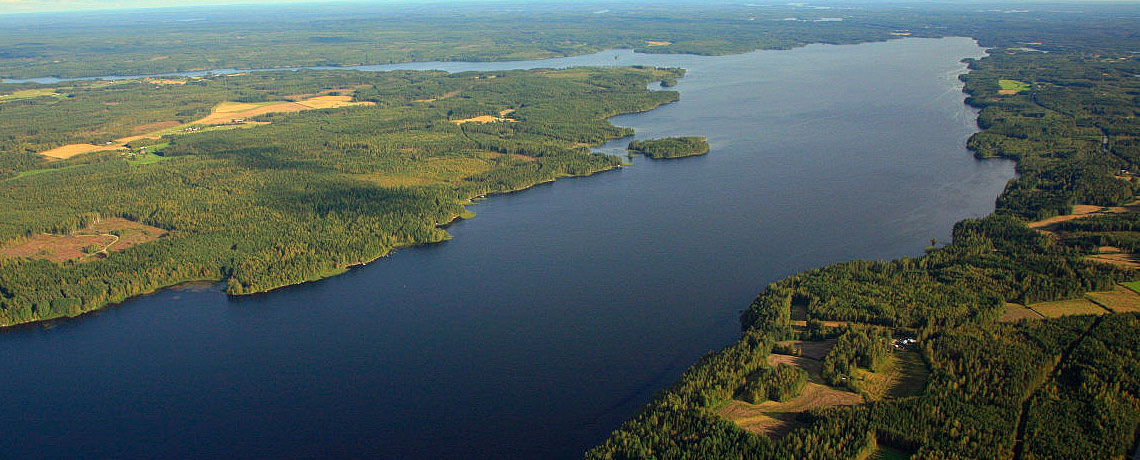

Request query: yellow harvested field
[
  {"left": 295, "top": 95, "right": 373, "bottom": 109},
  {"left": 452, "top": 115, "right": 514, "bottom": 124},
  {"left": 718, "top": 383, "right": 862, "bottom": 437},
  {"left": 36, "top": 93, "right": 373, "bottom": 159},
  {"left": 195, "top": 96, "right": 373, "bottom": 124},
  {"left": 1000, "top": 303, "right": 1045, "bottom": 322},
  {"left": 1028, "top": 299, "right": 1109, "bottom": 318},
  {"left": 646, "top": 41, "right": 673, "bottom": 46},
  {"left": 145, "top": 78, "right": 186, "bottom": 85},
  {"left": 1029, "top": 204, "right": 1110, "bottom": 229},
  {"left": 1086, "top": 286, "right": 1140, "bottom": 313},
  {"left": 39, "top": 143, "right": 125, "bottom": 160},
  {"left": 997, "top": 89, "right": 1019, "bottom": 95}
]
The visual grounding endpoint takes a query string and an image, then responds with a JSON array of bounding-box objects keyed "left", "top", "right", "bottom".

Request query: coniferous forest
[{"left": 0, "top": 2, "right": 1139, "bottom": 459}]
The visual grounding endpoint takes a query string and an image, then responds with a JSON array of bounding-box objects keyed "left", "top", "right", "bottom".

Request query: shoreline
[
  {"left": 0, "top": 38, "right": 986, "bottom": 332},
  {"left": 0, "top": 151, "right": 627, "bottom": 329}
]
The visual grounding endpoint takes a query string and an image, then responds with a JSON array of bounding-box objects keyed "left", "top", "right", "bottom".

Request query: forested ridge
[
  {"left": 585, "top": 20, "right": 1140, "bottom": 460},
  {"left": 0, "top": 66, "right": 682, "bottom": 326}
]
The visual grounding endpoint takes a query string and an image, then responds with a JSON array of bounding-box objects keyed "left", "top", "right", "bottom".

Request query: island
[{"left": 627, "top": 136, "right": 710, "bottom": 159}]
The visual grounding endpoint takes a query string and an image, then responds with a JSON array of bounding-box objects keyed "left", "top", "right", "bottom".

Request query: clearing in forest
[
  {"left": 852, "top": 349, "right": 930, "bottom": 401},
  {"left": 452, "top": 113, "right": 516, "bottom": 124},
  {"left": 0, "top": 88, "right": 63, "bottom": 103},
  {"left": 1027, "top": 298, "right": 1110, "bottom": 318},
  {"left": 998, "top": 79, "right": 1030, "bottom": 95},
  {"left": 193, "top": 96, "right": 373, "bottom": 124},
  {"left": 1000, "top": 302, "right": 1045, "bottom": 322},
  {"left": 718, "top": 340, "right": 862, "bottom": 439},
  {"left": 645, "top": 40, "right": 672, "bottom": 46},
  {"left": 0, "top": 218, "right": 167, "bottom": 263},
  {"left": 1028, "top": 204, "right": 1124, "bottom": 234}
]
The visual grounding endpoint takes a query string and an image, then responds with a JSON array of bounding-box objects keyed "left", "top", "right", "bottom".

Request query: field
[
  {"left": 0, "top": 218, "right": 166, "bottom": 263},
  {"left": 718, "top": 341, "right": 863, "bottom": 438},
  {"left": 193, "top": 95, "right": 373, "bottom": 124},
  {"left": 0, "top": 88, "right": 63, "bottom": 103},
  {"left": 452, "top": 114, "right": 515, "bottom": 124},
  {"left": 998, "top": 79, "right": 1031, "bottom": 95},
  {"left": 34, "top": 93, "right": 375, "bottom": 160},
  {"left": 1000, "top": 302, "right": 1045, "bottom": 322},
  {"left": 1028, "top": 204, "right": 1119, "bottom": 233},
  {"left": 39, "top": 143, "right": 126, "bottom": 160},
  {"left": 778, "top": 339, "right": 837, "bottom": 360},
  {"left": 1085, "top": 285, "right": 1140, "bottom": 313},
  {"left": 1026, "top": 298, "right": 1109, "bottom": 318},
  {"left": 851, "top": 350, "right": 930, "bottom": 401}
]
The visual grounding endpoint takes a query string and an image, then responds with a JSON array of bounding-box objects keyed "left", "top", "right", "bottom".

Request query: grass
[
  {"left": 127, "top": 152, "right": 170, "bottom": 165},
  {"left": 850, "top": 349, "right": 929, "bottom": 401},
  {"left": 999, "top": 79, "right": 1031, "bottom": 93},
  {"left": 11, "top": 164, "right": 84, "bottom": 180},
  {"left": 1121, "top": 280, "right": 1140, "bottom": 295},
  {"left": 0, "top": 88, "right": 64, "bottom": 102}
]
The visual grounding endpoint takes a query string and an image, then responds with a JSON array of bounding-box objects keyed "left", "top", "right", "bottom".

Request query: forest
[
  {"left": 0, "top": 66, "right": 681, "bottom": 325},
  {"left": 627, "top": 137, "right": 709, "bottom": 159},
  {"left": 584, "top": 11, "right": 1140, "bottom": 460},
  {"left": 1, "top": 2, "right": 1138, "bottom": 80}
]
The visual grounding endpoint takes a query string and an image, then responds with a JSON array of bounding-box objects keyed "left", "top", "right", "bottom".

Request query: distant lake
[{"left": 0, "top": 38, "right": 1013, "bottom": 459}]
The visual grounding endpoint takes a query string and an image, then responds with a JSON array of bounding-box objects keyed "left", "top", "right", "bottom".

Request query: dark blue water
[{"left": 0, "top": 38, "right": 1013, "bottom": 459}]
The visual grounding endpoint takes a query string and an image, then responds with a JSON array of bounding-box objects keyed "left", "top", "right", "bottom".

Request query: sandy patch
[{"left": 646, "top": 41, "right": 672, "bottom": 46}]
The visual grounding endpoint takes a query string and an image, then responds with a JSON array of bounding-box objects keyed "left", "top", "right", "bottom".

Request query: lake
[{"left": 0, "top": 38, "right": 1013, "bottom": 459}]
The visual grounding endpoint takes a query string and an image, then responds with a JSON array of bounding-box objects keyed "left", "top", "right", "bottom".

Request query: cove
[{"left": 0, "top": 38, "right": 1014, "bottom": 459}]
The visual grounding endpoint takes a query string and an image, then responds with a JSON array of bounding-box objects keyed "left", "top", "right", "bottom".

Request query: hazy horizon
[{"left": 3, "top": 0, "right": 1140, "bottom": 15}]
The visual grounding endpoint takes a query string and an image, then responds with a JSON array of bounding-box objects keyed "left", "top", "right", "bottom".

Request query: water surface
[{"left": 0, "top": 38, "right": 1013, "bottom": 459}]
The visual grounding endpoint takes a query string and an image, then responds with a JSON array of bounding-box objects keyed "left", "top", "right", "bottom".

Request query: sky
[
  {"left": 0, "top": 0, "right": 370, "bottom": 13},
  {"left": 1, "top": 0, "right": 1136, "bottom": 14}
]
